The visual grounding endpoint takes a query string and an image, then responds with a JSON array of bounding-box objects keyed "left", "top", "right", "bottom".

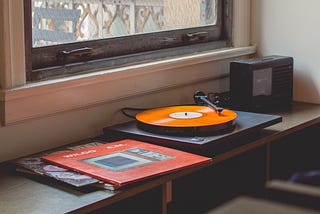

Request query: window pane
[
  {"left": 32, "top": 0, "right": 218, "bottom": 47},
  {"left": 26, "top": 0, "right": 232, "bottom": 81}
]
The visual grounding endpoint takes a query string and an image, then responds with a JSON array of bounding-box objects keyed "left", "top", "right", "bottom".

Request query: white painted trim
[
  {"left": 1, "top": 46, "right": 256, "bottom": 125},
  {"left": 232, "top": 0, "right": 251, "bottom": 47},
  {"left": 0, "top": 0, "right": 26, "bottom": 88}
]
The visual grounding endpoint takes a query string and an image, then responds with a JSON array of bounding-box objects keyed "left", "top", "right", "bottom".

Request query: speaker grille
[{"left": 272, "top": 64, "right": 293, "bottom": 94}]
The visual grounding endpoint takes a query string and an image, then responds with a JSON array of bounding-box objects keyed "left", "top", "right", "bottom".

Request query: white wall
[{"left": 251, "top": 0, "right": 320, "bottom": 104}]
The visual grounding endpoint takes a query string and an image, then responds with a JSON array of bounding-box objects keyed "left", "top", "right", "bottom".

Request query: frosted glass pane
[{"left": 31, "top": 0, "right": 218, "bottom": 47}]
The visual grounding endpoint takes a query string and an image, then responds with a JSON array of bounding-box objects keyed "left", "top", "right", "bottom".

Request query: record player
[{"left": 103, "top": 91, "right": 282, "bottom": 156}]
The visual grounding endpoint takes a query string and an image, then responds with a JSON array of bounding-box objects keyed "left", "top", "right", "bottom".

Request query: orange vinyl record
[{"left": 135, "top": 106, "right": 237, "bottom": 136}]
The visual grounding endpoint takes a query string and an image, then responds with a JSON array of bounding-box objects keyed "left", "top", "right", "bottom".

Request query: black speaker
[{"left": 230, "top": 55, "right": 293, "bottom": 112}]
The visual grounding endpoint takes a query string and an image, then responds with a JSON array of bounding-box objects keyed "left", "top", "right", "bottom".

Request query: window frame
[
  {"left": 1, "top": 0, "right": 254, "bottom": 126},
  {"left": 24, "top": 0, "right": 233, "bottom": 82}
]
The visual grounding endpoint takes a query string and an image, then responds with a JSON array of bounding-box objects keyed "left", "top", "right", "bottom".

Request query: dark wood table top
[{"left": 214, "top": 102, "right": 320, "bottom": 163}]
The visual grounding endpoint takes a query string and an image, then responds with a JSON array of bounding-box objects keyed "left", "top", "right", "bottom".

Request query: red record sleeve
[{"left": 41, "top": 139, "right": 213, "bottom": 187}]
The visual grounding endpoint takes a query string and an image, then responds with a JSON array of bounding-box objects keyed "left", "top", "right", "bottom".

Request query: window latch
[
  {"left": 57, "top": 47, "right": 93, "bottom": 61},
  {"left": 161, "top": 37, "right": 177, "bottom": 42},
  {"left": 182, "top": 32, "right": 208, "bottom": 42}
]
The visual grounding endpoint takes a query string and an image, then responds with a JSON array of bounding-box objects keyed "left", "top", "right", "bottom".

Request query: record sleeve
[{"left": 41, "top": 139, "right": 213, "bottom": 187}]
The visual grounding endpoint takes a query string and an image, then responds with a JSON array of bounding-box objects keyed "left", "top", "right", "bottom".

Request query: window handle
[
  {"left": 182, "top": 32, "right": 208, "bottom": 42},
  {"left": 57, "top": 47, "right": 93, "bottom": 61}
]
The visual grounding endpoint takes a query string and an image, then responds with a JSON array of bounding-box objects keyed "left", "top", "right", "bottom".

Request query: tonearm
[{"left": 194, "top": 91, "right": 224, "bottom": 115}]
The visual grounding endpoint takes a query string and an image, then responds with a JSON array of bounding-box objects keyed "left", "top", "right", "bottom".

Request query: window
[{"left": 24, "top": 0, "right": 233, "bottom": 82}]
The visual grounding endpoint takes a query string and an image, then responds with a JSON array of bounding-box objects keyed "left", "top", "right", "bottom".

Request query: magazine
[{"left": 13, "top": 141, "right": 117, "bottom": 190}]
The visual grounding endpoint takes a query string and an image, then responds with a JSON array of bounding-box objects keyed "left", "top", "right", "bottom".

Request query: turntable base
[{"left": 104, "top": 111, "right": 282, "bottom": 155}]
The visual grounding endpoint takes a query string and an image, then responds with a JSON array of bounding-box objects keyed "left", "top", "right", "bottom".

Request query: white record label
[{"left": 169, "top": 112, "right": 203, "bottom": 119}]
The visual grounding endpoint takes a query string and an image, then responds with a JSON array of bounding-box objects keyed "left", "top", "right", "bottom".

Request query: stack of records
[
  {"left": 12, "top": 140, "right": 118, "bottom": 191},
  {"left": 13, "top": 138, "right": 212, "bottom": 191}
]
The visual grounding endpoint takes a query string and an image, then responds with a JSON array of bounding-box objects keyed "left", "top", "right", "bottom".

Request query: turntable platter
[{"left": 135, "top": 106, "right": 237, "bottom": 135}]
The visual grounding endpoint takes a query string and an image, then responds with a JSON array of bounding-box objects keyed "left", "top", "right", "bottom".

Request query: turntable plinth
[{"left": 104, "top": 111, "right": 282, "bottom": 155}]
